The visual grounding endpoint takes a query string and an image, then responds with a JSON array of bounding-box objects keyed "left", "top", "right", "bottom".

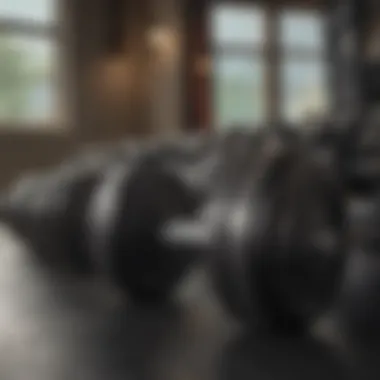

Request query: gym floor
[{"left": 0, "top": 222, "right": 379, "bottom": 380}]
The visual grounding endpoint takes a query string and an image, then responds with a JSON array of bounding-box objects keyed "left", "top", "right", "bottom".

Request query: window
[
  {"left": 213, "top": 55, "right": 266, "bottom": 130},
  {"left": 0, "top": 0, "right": 62, "bottom": 128},
  {"left": 211, "top": 5, "right": 267, "bottom": 128},
  {"left": 210, "top": 4, "right": 329, "bottom": 129},
  {"left": 279, "top": 10, "right": 329, "bottom": 124}
]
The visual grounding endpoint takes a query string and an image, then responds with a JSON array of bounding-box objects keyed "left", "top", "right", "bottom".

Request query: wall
[
  {"left": 150, "top": 0, "right": 185, "bottom": 136},
  {"left": 0, "top": 0, "right": 185, "bottom": 188},
  {"left": 366, "top": 16, "right": 380, "bottom": 60}
]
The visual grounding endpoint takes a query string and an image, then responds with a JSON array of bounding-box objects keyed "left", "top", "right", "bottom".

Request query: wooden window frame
[
  {"left": 209, "top": 1, "right": 329, "bottom": 126},
  {"left": 0, "top": 1, "right": 71, "bottom": 135}
]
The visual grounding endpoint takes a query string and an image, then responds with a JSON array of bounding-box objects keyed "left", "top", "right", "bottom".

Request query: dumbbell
[
  {"left": 0, "top": 153, "right": 126, "bottom": 273},
  {"left": 164, "top": 127, "right": 348, "bottom": 335},
  {"left": 0, "top": 137, "right": 153, "bottom": 272},
  {"left": 0, "top": 134, "right": 215, "bottom": 304},
  {"left": 84, "top": 136, "right": 218, "bottom": 304}
]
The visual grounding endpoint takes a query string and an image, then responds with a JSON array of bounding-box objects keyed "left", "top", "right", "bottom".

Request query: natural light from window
[
  {"left": 210, "top": 4, "right": 329, "bottom": 128},
  {"left": 211, "top": 5, "right": 266, "bottom": 129},
  {"left": 0, "top": 0, "right": 61, "bottom": 128}
]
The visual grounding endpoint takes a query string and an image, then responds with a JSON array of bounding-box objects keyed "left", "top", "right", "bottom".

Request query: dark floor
[{"left": 0, "top": 224, "right": 379, "bottom": 380}]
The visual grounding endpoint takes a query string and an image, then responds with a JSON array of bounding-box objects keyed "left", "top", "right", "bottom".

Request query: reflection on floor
[{"left": 0, "top": 224, "right": 379, "bottom": 380}]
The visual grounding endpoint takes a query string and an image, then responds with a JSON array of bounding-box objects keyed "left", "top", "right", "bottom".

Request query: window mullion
[
  {"left": 212, "top": 43, "right": 264, "bottom": 56},
  {"left": 0, "top": 19, "right": 56, "bottom": 37}
]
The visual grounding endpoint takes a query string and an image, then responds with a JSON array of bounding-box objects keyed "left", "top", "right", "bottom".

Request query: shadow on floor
[{"left": 0, "top": 226, "right": 380, "bottom": 380}]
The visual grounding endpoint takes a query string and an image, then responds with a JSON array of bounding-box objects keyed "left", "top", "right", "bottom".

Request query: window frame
[
  {"left": 0, "top": 0, "right": 71, "bottom": 135},
  {"left": 209, "top": 2, "right": 330, "bottom": 127}
]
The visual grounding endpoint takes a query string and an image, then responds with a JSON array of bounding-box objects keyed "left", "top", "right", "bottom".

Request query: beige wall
[
  {"left": 367, "top": 18, "right": 380, "bottom": 60},
  {"left": 0, "top": 0, "right": 184, "bottom": 188}
]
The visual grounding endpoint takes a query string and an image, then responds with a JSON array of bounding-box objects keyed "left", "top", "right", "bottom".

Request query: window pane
[
  {"left": 213, "top": 56, "right": 266, "bottom": 129},
  {"left": 0, "top": 34, "right": 59, "bottom": 124},
  {"left": 0, "top": 0, "right": 56, "bottom": 24},
  {"left": 279, "top": 11, "right": 325, "bottom": 50},
  {"left": 280, "top": 59, "right": 329, "bottom": 124},
  {"left": 210, "top": 5, "right": 265, "bottom": 45}
]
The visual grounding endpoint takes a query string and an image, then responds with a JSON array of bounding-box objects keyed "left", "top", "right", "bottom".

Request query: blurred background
[
  {"left": 0, "top": 3, "right": 379, "bottom": 379},
  {"left": 0, "top": 0, "right": 378, "bottom": 187}
]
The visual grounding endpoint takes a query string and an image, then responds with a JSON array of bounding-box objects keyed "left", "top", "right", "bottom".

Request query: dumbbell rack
[
  {"left": 328, "top": 0, "right": 363, "bottom": 122},
  {"left": 328, "top": 0, "right": 380, "bottom": 191},
  {"left": 356, "top": 0, "right": 380, "bottom": 191}
]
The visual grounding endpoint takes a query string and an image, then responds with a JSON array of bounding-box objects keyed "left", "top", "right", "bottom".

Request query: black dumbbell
[
  {"left": 84, "top": 136, "right": 217, "bottom": 304},
  {"left": 163, "top": 127, "right": 348, "bottom": 336},
  {"left": 0, "top": 164, "right": 103, "bottom": 273},
  {"left": 0, "top": 135, "right": 215, "bottom": 305}
]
